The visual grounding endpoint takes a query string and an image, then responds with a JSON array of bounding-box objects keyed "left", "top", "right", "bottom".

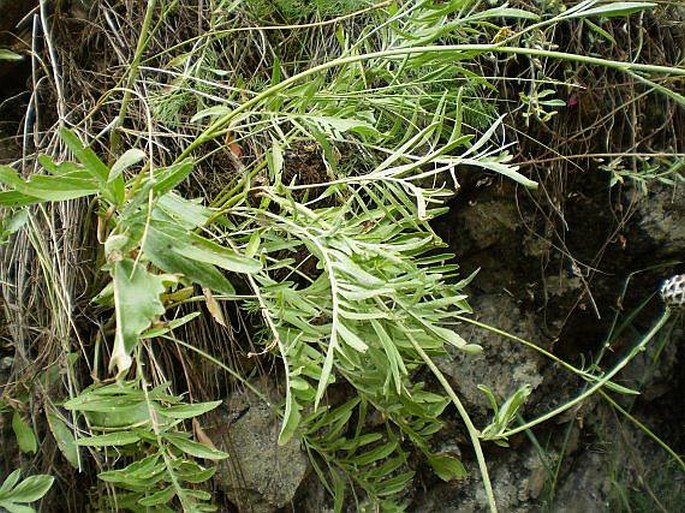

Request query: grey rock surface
[
  {"left": 437, "top": 293, "right": 545, "bottom": 417},
  {"left": 634, "top": 183, "right": 685, "bottom": 257},
  {"left": 209, "top": 385, "right": 310, "bottom": 513}
]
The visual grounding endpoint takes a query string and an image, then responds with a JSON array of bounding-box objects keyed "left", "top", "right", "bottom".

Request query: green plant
[
  {"left": 0, "top": 470, "right": 54, "bottom": 513},
  {"left": 65, "top": 381, "right": 226, "bottom": 512},
  {"left": 0, "top": 1, "right": 683, "bottom": 512}
]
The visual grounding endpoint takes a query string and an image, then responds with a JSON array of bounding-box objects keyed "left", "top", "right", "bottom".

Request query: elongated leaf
[
  {"left": 138, "top": 486, "right": 176, "bottom": 506},
  {"left": 603, "top": 380, "right": 640, "bottom": 395},
  {"left": 165, "top": 434, "right": 228, "bottom": 460},
  {"left": 156, "top": 193, "right": 211, "bottom": 229},
  {"left": 141, "top": 312, "right": 201, "bottom": 339},
  {"left": 0, "top": 502, "right": 35, "bottom": 513},
  {"left": 0, "top": 191, "right": 42, "bottom": 207},
  {"left": 85, "top": 403, "right": 152, "bottom": 429},
  {"left": 354, "top": 440, "right": 398, "bottom": 466},
  {"left": 278, "top": 389, "right": 302, "bottom": 446},
  {"left": 98, "top": 455, "right": 166, "bottom": 487},
  {"left": 59, "top": 128, "right": 123, "bottom": 204},
  {"left": 153, "top": 160, "right": 195, "bottom": 197},
  {"left": 0, "top": 166, "right": 98, "bottom": 202},
  {"left": 0, "top": 470, "right": 22, "bottom": 497},
  {"left": 568, "top": 2, "right": 655, "bottom": 19},
  {"left": 58, "top": 129, "right": 109, "bottom": 182},
  {"left": 46, "top": 412, "right": 80, "bottom": 468},
  {"left": 77, "top": 432, "right": 141, "bottom": 446},
  {"left": 376, "top": 470, "right": 415, "bottom": 496},
  {"left": 178, "top": 234, "right": 262, "bottom": 274},
  {"left": 109, "top": 148, "right": 146, "bottom": 182},
  {"left": 0, "top": 49, "right": 23, "bottom": 61},
  {"left": 4, "top": 475, "right": 54, "bottom": 503},
  {"left": 429, "top": 325, "right": 482, "bottom": 353},
  {"left": 190, "top": 105, "right": 231, "bottom": 123},
  {"left": 336, "top": 322, "right": 369, "bottom": 353},
  {"left": 469, "top": 8, "right": 540, "bottom": 21},
  {"left": 143, "top": 221, "right": 235, "bottom": 295},
  {"left": 12, "top": 412, "right": 37, "bottom": 455},
  {"left": 173, "top": 461, "right": 216, "bottom": 483},
  {"left": 371, "top": 320, "right": 406, "bottom": 394},
  {"left": 160, "top": 400, "right": 223, "bottom": 420},
  {"left": 109, "top": 259, "right": 166, "bottom": 376}
]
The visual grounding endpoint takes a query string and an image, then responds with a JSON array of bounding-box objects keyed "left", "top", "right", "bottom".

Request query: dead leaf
[
  {"left": 193, "top": 418, "right": 219, "bottom": 450},
  {"left": 203, "top": 287, "right": 226, "bottom": 327}
]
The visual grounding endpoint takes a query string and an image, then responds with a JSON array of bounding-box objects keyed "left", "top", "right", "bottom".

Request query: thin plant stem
[
  {"left": 501, "top": 307, "right": 673, "bottom": 437},
  {"left": 408, "top": 333, "right": 498, "bottom": 513},
  {"left": 599, "top": 389, "right": 685, "bottom": 471}
]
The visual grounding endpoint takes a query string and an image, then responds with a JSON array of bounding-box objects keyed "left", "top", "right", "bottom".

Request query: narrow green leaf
[
  {"left": 4, "top": 475, "right": 54, "bottom": 503},
  {"left": 178, "top": 234, "right": 262, "bottom": 274},
  {"left": 603, "top": 381, "right": 640, "bottom": 395},
  {"left": 12, "top": 412, "right": 37, "bottom": 455},
  {"left": 336, "top": 322, "right": 368, "bottom": 353},
  {"left": 153, "top": 160, "right": 195, "bottom": 197},
  {"left": 174, "top": 461, "right": 216, "bottom": 483},
  {"left": 109, "top": 148, "right": 146, "bottom": 182},
  {"left": 372, "top": 320, "right": 406, "bottom": 394},
  {"left": 46, "top": 411, "right": 80, "bottom": 468},
  {"left": 568, "top": 2, "right": 656, "bottom": 19},
  {"left": 0, "top": 501, "right": 35, "bottom": 513},
  {"left": 469, "top": 8, "right": 540, "bottom": 21},
  {"left": 182, "top": 488, "right": 212, "bottom": 501},
  {"left": 0, "top": 165, "right": 99, "bottom": 202},
  {"left": 138, "top": 486, "right": 176, "bottom": 506},
  {"left": 141, "top": 312, "right": 201, "bottom": 339},
  {"left": 77, "top": 432, "right": 141, "bottom": 447},
  {"left": 58, "top": 129, "right": 109, "bottom": 182},
  {"left": 190, "top": 105, "right": 231, "bottom": 123},
  {"left": 278, "top": 390, "right": 302, "bottom": 446},
  {"left": 165, "top": 434, "right": 229, "bottom": 460},
  {"left": 354, "top": 440, "right": 398, "bottom": 466},
  {"left": 0, "top": 469, "right": 22, "bottom": 496},
  {"left": 0, "top": 49, "right": 23, "bottom": 61},
  {"left": 375, "top": 470, "right": 415, "bottom": 496},
  {"left": 428, "top": 454, "right": 467, "bottom": 482},
  {"left": 143, "top": 221, "right": 235, "bottom": 295},
  {"left": 0, "top": 191, "right": 43, "bottom": 207},
  {"left": 159, "top": 400, "right": 223, "bottom": 420}
]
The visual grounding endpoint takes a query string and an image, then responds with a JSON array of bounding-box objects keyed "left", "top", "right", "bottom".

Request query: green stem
[
  {"left": 452, "top": 315, "right": 620, "bottom": 387},
  {"left": 501, "top": 307, "right": 672, "bottom": 438},
  {"left": 599, "top": 389, "right": 685, "bottom": 471},
  {"left": 408, "top": 333, "right": 498, "bottom": 513}
]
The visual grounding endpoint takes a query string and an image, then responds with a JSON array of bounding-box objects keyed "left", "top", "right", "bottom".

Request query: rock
[
  {"left": 208, "top": 384, "right": 310, "bottom": 513},
  {"left": 458, "top": 200, "right": 518, "bottom": 253},
  {"left": 412, "top": 442, "right": 553, "bottom": 513},
  {"left": 551, "top": 452, "right": 611, "bottom": 513},
  {"left": 437, "top": 293, "right": 545, "bottom": 417},
  {"left": 633, "top": 183, "right": 685, "bottom": 258}
]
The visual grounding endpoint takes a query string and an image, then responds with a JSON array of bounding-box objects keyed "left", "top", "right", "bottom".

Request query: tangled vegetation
[{"left": 0, "top": 1, "right": 683, "bottom": 512}]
